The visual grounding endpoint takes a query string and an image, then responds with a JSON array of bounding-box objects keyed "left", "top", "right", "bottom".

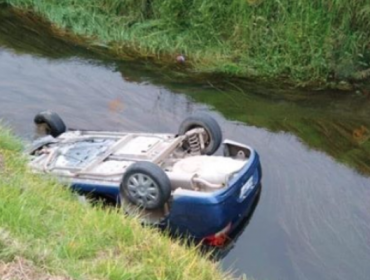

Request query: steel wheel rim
[
  {"left": 127, "top": 173, "right": 160, "bottom": 208},
  {"left": 203, "top": 128, "right": 211, "bottom": 147}
]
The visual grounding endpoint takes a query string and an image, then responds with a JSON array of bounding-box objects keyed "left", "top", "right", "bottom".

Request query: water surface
[{"left": 1, "top": 9, "right": 369, "bottom": 280}]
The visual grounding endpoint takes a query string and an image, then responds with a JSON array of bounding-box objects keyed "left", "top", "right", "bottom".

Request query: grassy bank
[
  {"left": 0, "top": 127, "right": 233, "bottom": 280},
  {"left": 2, "top": 0, "right": 370, "bottom": 88}
]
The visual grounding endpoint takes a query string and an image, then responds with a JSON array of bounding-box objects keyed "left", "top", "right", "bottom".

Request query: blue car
[{"left": 29, "top": 111, "right": 262, "bottom": 246}]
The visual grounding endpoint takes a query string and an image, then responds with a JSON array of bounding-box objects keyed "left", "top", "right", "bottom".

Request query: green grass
[
  {"left": 0, "top": 127, "right": 234, "bottom": 280},
  {"left": 2, "top": 0, "right": 370, "bottom": 87}
]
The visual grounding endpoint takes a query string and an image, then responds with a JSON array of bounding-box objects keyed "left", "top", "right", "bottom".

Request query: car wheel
[
  {"left": 34, "top": 111, "right": 66, "bottom": 138},
  {"left": 120, "top": 161, "right": 171, "bottom": 210},
  {"left": 178, "top": 113, "right": 222, "bottom": 155}
]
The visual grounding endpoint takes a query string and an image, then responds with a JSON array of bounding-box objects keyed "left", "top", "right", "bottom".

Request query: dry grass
[{"left": 0, "top": 257, "right": 71, "bottom": 280}]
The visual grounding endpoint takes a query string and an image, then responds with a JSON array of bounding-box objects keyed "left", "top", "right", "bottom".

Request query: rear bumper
[{"left": 227, "top": 182, "right": 261, "bottom": 237}]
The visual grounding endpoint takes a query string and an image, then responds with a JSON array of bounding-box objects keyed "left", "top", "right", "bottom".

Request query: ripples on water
[{"left": 0, "top": 9, "right": 370, "bottom": 280}]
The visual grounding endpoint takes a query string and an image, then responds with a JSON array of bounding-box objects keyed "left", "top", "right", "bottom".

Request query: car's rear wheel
[
  {"left": 178, "top": 113, "right": 222, "bottom": 155},
  {"left": 34, "top": 111, "right": 66, "bottom": 138},
  {"left": 120, "top": 161, "right": 171, "bottom": 210}
]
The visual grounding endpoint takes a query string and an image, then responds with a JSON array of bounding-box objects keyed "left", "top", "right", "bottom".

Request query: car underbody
[{"left": 28, "top": 111, "right": 262, "bottom": 244}]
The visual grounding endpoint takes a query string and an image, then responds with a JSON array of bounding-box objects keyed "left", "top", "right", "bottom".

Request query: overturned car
[{"left": 28, "top": 111, "right": 262, "bottom": 246}]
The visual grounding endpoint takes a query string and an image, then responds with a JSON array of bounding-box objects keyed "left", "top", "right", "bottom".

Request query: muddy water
[{"left": 1, "top": 9, "right": 370, "bottom": 280}]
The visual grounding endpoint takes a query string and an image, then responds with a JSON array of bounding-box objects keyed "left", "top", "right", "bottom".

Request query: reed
[{"left": 3, "top": 0, "right": 370, "bottom": 85}]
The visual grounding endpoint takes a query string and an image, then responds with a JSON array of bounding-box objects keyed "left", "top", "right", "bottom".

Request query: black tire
[
  {"left": 178, "top": 113, "right": 222, "bottom": 155},
  {"left": 120, "top": 161, "right": 171, "bottom": 210},
  {"left": 34, "top": 111, "right": 66, "bottom": 138}
]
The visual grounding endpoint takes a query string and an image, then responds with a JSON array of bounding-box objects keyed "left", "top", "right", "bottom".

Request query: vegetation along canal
[{"left": 1, "top": 8, "right": 370, "bottom": 280}]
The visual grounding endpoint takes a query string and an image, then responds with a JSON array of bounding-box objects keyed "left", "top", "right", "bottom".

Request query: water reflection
[
  {"left": 207, "top": 189, "right": 262, "bottom": 261},
  {"left": 1, "top": 7, "right": 370, "bottom": 280}
]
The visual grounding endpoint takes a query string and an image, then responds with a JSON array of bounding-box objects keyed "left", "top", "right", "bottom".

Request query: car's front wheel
[{"left": 120, "top": 161, "right": 171, "bottom": 210}]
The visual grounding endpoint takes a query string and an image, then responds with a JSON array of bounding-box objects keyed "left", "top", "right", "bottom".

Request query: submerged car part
[{"left": 28, "top": 111, "right": 262, "bottom": 244}]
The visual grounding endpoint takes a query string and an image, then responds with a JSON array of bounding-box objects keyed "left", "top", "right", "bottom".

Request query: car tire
[
  {"left": 178, "top": 113, "right": 222, "bottom": 155},
  {"left": 34, "top": 111, "right": 66, "bottom": 138},
  {"left": 120, "top": 161, "right": 171, "bottom": 210}
]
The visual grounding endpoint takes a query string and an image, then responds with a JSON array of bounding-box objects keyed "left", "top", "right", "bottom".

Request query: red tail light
[{"left": 202, "top": 222, "right": 232, "bottom": 247}]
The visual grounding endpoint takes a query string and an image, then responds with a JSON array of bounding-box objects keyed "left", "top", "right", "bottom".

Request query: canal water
[{"left": 1, "top": 8, "right": 370, "bottom": 280}]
